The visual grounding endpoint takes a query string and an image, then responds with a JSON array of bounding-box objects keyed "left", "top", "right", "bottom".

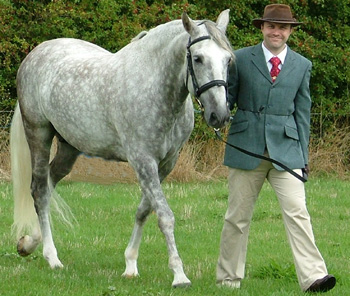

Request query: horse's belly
[{"left": 52, "top": 115, "right": 127, "bottom": 161}]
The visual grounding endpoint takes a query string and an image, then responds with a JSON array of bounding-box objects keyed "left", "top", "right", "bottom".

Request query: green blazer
[{"left": 224, "top": 43, "right": 312, "bottom": 170}]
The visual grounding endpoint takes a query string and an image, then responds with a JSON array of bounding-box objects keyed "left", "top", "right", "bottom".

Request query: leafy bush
[{"left": 0, "top": 0, "right": 349, "bottom": 140}]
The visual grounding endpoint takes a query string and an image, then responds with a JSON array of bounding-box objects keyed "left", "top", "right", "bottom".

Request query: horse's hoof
[
  {"left": 17, "top": 236, "right": 31, "bottom": 257},
  {"left": 172, "top": 281, "right": 192, "bottom": 288},
  {"left": 17, "top": 235, "right": 39, "bottom": 257},
  {"left": 122, "top": 272, "right": 140, "bottom": 279},
  {"left": 48, "top": 259, "right": 64, "bottom": 269}
]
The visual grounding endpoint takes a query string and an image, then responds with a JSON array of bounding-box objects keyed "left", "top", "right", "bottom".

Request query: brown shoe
[{"left": 306, "top": 275, "right": 336, "bottom": 293}]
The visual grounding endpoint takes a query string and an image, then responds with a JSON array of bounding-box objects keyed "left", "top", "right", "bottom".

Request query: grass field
[{"left": 0, "top": 178, "right": 349, "bottom": 295}]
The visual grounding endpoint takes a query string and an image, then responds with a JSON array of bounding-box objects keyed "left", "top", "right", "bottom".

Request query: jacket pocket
[
  {"left": 229, "top": 121, "right": 249, "bottom": 134},
  {"left": 285, "top": 125, "right": 299, "bottom": 140}
]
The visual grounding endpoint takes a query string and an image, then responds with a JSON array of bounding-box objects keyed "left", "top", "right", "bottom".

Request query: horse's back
[
  {"left": 17, "top": 38, "right": 112, "bottom": 106},
  {"left": 20, "top": 38, "right": 110, "bottom": 63},
  {"left": 17, "top": 38, "right": 111, "bottom": 89}
]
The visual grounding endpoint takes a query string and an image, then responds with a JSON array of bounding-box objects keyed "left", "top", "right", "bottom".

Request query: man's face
[{"left": 261, "top": 22, "right": 293, "bottom": 54}]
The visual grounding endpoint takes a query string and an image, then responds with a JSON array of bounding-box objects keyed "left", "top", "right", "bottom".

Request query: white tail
[
  {"left": 11, "top": 104, "right": 74, "bottom": 242},
  {"left": 10, "top": 104, "right": 40, "bottom": 240}
]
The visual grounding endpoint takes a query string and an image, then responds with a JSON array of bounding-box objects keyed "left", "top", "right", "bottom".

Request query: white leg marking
[
  {"left": 170, "top": 255, "right": 191, "bottom": 287},
  {"left": 40, "top": 214, "right": 63, "bottom": 268},
  {"left": 122, "top": 224, "right": 143, "bottom": 277}
]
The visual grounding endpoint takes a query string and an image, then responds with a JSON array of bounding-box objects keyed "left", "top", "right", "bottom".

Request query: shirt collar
[{"left": 262, "top": 42, "right": 288, "bottom": 65}]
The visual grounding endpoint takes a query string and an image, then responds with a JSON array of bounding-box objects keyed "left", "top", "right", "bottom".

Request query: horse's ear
[
  {"left": 216, "top": 9, "right": 230, "bottom": 33},
  {"left": 182, "top": 12, "right": 200, "bottom": 36}
]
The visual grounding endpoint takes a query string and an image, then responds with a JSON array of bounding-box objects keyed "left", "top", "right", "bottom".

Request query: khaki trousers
[{"left": 216, "top": 158, "right": 328, "bottom": 291}]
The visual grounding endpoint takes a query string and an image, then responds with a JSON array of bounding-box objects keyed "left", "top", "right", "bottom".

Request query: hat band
[{"left": 261, "top": 18, "right": 297, "bottom": 22}]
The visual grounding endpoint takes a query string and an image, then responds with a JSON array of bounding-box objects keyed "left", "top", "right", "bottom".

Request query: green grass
[{"left": 0, "top": 178, "right": 349, "bottom": 295}]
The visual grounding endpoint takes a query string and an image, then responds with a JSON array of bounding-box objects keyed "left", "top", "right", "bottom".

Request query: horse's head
[{"left": 182, "top": 10, "right": 234, "bottom": 129}]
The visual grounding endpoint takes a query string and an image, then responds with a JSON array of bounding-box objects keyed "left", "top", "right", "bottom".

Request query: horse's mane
[
  {"left": 131, "top": 31, "right": 148, "bottom": 42},
  {"left": 200, "top": 20, "right": 235, "bottom": 60},
  {"left": 130, "top": 19, "right": 234, "bottom": 62}
]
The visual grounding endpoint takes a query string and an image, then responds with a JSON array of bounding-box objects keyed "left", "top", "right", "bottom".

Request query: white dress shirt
[{"left": 262, "top": 42, "right": 288, "bottom": 71}]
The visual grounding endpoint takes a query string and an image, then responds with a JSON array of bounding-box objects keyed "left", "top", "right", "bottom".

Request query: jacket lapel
[
  {"left": 273, "top": 47, "right": 296, "bottom": 85},
  {"left": 251, "top": 43, "right": 271, "bottom": 82}
]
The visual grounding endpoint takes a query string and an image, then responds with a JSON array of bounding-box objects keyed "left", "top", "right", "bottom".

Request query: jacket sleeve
[
  {"left": 294, "top": 61, "right": 312, "bottom": 165},
  {"left": 227, "top": 59, "right": 239, "bottom": 111}
]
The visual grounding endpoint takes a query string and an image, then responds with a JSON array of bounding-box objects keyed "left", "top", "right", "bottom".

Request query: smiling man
[{"left": 216, "top": 4, "right": 336, "bottom": 293}]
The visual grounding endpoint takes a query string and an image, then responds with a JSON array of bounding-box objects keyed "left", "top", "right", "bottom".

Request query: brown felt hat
[{"left": 252, "top": 4, "right": 302, "bottom": 28}]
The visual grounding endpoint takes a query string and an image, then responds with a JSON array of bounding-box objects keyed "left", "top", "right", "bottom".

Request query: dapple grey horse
[{"left": 11, "top": 10, "right": 233, "bottom": 287}]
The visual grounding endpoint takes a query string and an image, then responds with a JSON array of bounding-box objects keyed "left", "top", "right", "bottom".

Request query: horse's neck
[{"left": 121, "top": 24, "right": 190, "bottom": 113}]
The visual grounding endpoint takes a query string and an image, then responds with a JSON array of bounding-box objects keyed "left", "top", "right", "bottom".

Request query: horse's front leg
[
  {"left": 156, "top": 197, "right": 191, "bottom": 287},
  {"left": 158, "top": 155, "right": 191, "bottom": 287},
  {"left": 128, "top": 158, "right": 191, "bottom": 287}
]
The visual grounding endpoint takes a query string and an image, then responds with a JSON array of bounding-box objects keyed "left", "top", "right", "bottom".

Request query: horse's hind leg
[
  {"left": 43, "top": 137, "right": 80, "bottom": 267},
  {"left": 50, "top": 137, "right": 81, "bottom": 186},
  {"left": 17, "top": 135, "right": 79, "bottom": 263},
  {"left": 122, "top": 195, "right": 151, "bottom": 278},
  {"left": 23, "top": 121, "right": 64, "bottom": 268}
]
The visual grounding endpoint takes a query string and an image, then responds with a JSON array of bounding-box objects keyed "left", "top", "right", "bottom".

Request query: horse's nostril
[{"left": 210, "top": 112, "right": 218, "bottom": 122}]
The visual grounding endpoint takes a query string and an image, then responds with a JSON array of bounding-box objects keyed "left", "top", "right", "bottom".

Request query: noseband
[{"left": 186, "top": 35, "right": 228, "bottom": 100}]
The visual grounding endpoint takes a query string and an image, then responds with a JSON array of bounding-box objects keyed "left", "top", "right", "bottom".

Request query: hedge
[{"left": 1, "top": 0, "right": 349, "bottom": 138}]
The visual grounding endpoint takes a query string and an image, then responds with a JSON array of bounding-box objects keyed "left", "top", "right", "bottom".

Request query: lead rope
[{"left": 214, "top": 129, "right": 307, "bottom": 183}]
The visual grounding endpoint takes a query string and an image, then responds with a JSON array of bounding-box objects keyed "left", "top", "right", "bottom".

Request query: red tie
[{"left": 270, "top": 57, "right": 281, "bottom": 82}]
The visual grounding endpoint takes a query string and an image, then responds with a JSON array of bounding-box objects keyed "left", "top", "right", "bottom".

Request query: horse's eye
[{"left": 193, "top": 56, "right": 203, "bottom": 64}]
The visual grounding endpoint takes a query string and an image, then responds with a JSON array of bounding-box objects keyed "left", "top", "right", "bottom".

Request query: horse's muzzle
[{"left": 208, "top": 111, "right": 230, "bottom": 129}]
